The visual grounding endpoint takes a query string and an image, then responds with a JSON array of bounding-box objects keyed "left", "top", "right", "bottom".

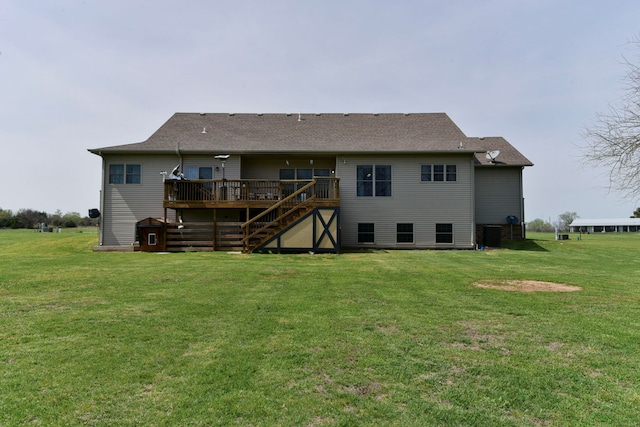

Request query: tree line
[{"left": 0, "top": 208, "right": 98, "bottom": 229}]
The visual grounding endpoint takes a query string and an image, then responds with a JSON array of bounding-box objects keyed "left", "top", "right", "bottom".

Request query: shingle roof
[
  {"left": 88, "top": 112, "right": 532, "bottom": 166},
  {"left": 570, "top": 218, "right": 640, "bottom": 227},
  {"left": 469, "top": 137, "right": 533, "bottom": 167}
]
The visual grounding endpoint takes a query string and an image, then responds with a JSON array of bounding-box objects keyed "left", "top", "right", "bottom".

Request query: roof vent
[
  {"left": 257, "top": 113, "right": 263, "bottom": 116},
  {"left": 403, "top": 113, "right": 410, "bottom": 116},
  {"left": 201, "top": 127, "right": 207, "bottom": 134},
  {"left": 343, "top": 113, "right": 349, "bottom": 116},
  {"left": 315, "top": 113, "right": 321, "bottom": 116},
  {"left": 229, "top": 113, "right": 235, "bottom": 116}
]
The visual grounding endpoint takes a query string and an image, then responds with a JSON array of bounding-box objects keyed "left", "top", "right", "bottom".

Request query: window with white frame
[
  {"left": 397, "top": 223, "right": 414, "bottom": 243},
  {"left": 357, "top": 165, "right": 391, "bottom": 197},
  {"left": 358, "top": 223, "right": 375, "bottom": 243},
  {"left": 421, "top": 164, "right": 457, "bottom": 182},
  {"left": 185, "top": 167, "right": 213, "bottom": 180},
  {"left": 109, "top": 164, "right": 141, "bottom": 184},
  {"left": 435, "top": 223, "right": 453, "bottom": 243}
]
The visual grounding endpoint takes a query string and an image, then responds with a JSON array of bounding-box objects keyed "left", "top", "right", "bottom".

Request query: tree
[
  {"left": 50, "top": 209, "right": 64, "bottom": 227},
  {"left": 14, "top": 209, "right": 48, "bottom": 229},
  {"left": 0, "top": 208, "right": 15, "bottom": 228},
  {"left": 632, "top": 207, "right": 640, "bottom": 218},
  {"left": 557, "top": 211, "right": 579, "bottom": 232},
  {"left": 62, "top": 212, "right": 82, "bottom": 228},
  {"left": 527, "top": 218, "right": 554, "bottom": 232},
  {"left": 583, "top": 37, "right": 640, "bottom": 199}
]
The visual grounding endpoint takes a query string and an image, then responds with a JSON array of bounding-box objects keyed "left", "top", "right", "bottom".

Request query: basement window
[
  {"left": 397, "top": 223, "right": 414, "bottom": 243},
  {"left": 358, "top": 223, "right": 375, "bottom": 243},
  {"left": 435, "top": 223, "right": 453, "bottom": 244}
]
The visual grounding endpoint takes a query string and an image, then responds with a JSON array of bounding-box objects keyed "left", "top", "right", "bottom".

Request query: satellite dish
[{"left": 485, "top": 150, "right": 501, "bottom": 162}]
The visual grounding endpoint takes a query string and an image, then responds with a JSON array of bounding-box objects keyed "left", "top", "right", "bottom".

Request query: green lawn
[{"left": 1, "top": 229, "right": 639, "bottom": 426}]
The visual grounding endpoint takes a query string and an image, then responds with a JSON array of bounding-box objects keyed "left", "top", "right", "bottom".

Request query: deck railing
[{"left": 164, "top": 178, "right": 339, "bottom": 203}]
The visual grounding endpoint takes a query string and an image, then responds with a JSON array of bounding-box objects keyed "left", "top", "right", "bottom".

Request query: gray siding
[
  {"left": 102, "top": 154, "right": 178, "bottom": 246},
  {"left": 474, "top": 167, "right": 523, "bottom": 224},
  {"left": 336, "top": 154, "right": 476, "bottom": 249}
]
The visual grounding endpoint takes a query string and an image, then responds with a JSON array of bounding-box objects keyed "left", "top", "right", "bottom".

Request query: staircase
[{"left": 241, "top": 181, "right": 317, "bottom": 253}]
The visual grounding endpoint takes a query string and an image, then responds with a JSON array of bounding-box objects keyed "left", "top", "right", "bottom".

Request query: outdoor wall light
[{"left": 215, "top": 155, "right": 230, "bottom": 180}]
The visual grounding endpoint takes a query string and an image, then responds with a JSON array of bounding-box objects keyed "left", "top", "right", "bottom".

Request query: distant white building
[{"left": 570, "top": 218, "right": 640, "bottom": 233}]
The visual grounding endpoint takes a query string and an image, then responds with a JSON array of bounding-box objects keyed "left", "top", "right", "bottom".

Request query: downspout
[
  {"left": 520, "top": 166, "right": 525, "bottom": 239},
  {"left": 470, "top": 155, "right": 476, "bottom": 248},
  {"left": 99, "top": 152, "right": 105, "bottom": 246}
]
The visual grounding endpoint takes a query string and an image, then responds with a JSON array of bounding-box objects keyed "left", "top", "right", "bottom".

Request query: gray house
[{"left": 88, "top": 113, "right": 532, "bottom": 252}]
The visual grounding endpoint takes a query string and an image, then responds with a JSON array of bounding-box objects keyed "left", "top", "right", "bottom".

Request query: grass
[{"left": 1, "top": 229, "right": 640, "bottom": 426}]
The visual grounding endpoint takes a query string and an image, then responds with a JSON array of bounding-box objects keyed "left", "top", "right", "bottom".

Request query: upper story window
[
  {"left": 421, "top": 164, "right": 457, "bottom": 182},
  {"left": 185, "top": 167, "right": 213, "bottom": 180},
  {"left": 109, "top": 164, "right": 141, "bottom": 184},
  {"left": 357, "top": 165, "right": 392, "bottom": 197},
  {"left": 280, "top": 168, "right": 330, "bottom": 179}
]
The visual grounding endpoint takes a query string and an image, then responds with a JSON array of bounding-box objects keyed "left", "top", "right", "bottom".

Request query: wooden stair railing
[{"left": 241, "top": 180, "right": 317, "bottom": 253}]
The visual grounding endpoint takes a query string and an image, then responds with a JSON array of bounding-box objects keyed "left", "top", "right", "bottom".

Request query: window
[
  {"left": 435, "top": 223, "right": 453, "bottom": 244},
  {"left": 357, "top": 165, "right": 373, "bottom": 196},
  {"left": 297, "top": 168, "right": 313, "bottom": 180},
  {"left": 358, "top": 223, "right": 375, "bottom": 243},
  {"left": 421, "top": 165, "right": 432, "bottom": 181},
  {"left": 421, "top": 164, "right": 457, "bottom": 182},
  {"left": 126, "top": 164, "right": 141, "bottom": 184},
  {"left": 357, "top": 165, "right": 391, "bottom": 197},
  {"left": 434, "top": 165, "right": 444, "bottom": 181},
  {"left": 148, "top": 233, "right": 157, "bottom": 246},
  {"left": 279, "top": 169, "right": 295, "bottom": 179},
  {"left": 397, "top": 223, "right": 414, "bottom": 243},
  {"left": 109, "top": 164, "right": 141, "bottom": 184},
  {"left": 280, "top": 168, "right": 327, "bottom": 179},
  {"left": 375, "top": 165, "right": 392, "bottom": 196},
  {"left": 109, "top": 164, "right": 124, "bottom": 184},
  {"left": 185, "top": 167, "right": 213, "bottom": 180},
  {"left": 446, "top": 165, "right": 457, "bottom": 181}
]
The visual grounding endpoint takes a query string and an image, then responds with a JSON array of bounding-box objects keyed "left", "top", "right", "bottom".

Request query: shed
[{"left": 136, "top": 218, "right": 166, "bottom": 251}]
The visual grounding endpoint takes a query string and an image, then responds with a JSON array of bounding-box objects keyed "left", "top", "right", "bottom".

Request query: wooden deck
[
  {"left": 163, "top": 178, "right": 340, "bottom": 209},
  {"left": 161, "top": 178, "right": 340, "bottom": 253}
]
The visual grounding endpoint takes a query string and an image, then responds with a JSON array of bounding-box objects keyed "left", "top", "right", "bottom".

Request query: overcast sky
[{"left": 2, "top": 0, "right": 640, "bottom": 221}]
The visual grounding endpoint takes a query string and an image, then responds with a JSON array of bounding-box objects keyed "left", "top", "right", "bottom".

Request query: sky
[{"left": 2, "top": 0, "right": 640, "bottom": 221}]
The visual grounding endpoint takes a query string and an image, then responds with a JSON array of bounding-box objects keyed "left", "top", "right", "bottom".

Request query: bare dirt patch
[{"left": 473, "top": 280, "right": 582, "bottom": 293}]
